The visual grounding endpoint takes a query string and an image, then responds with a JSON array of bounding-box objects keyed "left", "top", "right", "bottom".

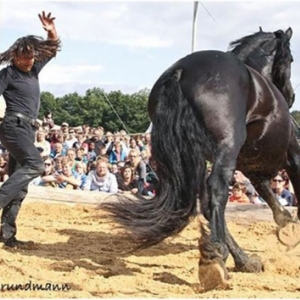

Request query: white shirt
[{"left": 84, "top": 170, "right": 118, "bottom": 193}]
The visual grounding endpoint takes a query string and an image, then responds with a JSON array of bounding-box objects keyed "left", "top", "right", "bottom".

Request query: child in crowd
[{"left": 229, "top": 182, "right": 250, "bottom": 203}]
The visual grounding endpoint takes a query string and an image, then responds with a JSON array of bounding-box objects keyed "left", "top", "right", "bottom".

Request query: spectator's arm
[{"left": 41, "top": 174, "right": 58, "bottom": 183}]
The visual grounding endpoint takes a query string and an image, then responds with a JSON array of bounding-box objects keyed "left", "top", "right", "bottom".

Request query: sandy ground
[{"left": 0, "top": 198, "right": 299, "bottom": 298}]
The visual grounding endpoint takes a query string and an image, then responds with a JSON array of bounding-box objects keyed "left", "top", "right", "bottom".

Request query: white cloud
[
  {"left": 39, "top": 64, "right": 105, "bottom": 84},
  {"left": 1, "top": 1, "right": 300, "bottom": 109}
]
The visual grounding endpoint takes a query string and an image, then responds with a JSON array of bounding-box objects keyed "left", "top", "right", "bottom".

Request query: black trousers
[{"left": 0, "top": 115, "right": 44, "bottom": 241}]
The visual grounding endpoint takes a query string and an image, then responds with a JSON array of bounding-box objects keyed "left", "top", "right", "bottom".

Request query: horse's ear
[
  {"left": 285, "top": 27, "right": 293, "bottom": 40},
  {"left": 259, "top": 26, "right": 263, "bottom": 32}
]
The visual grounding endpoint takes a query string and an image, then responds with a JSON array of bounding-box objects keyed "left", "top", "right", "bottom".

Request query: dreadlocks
[{"left": 0, "top": 35, "right": 61, "bottom": 65}]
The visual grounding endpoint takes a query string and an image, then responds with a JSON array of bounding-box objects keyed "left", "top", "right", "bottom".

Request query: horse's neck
[{"left": 243, "top": 55, "right": 275, "bottom": 82}]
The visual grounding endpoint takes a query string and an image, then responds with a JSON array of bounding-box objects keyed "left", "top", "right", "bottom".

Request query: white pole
[{"left": 191, "top": 1, "right": 199, "bottom": 53}]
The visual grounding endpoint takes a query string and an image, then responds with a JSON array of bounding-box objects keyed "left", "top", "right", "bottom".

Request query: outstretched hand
[{"left": 38, "top": 11, "right": 56, "bottom": 32}]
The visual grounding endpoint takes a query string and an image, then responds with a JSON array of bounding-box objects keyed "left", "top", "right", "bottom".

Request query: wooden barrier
[{"left": 25, "top": 185, "right": 117, "bottom": 205}]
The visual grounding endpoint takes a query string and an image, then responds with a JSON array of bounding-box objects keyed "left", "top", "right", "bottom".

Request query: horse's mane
[
  {"left": 229, "top": 31, "right": 277, "bottom": 68},
  {"left": 229, "top": 29, "right": 292, "bottom": 84}
]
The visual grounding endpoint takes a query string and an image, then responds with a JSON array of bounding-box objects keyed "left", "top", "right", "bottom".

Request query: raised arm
[{"left": 38, "top": 11, "right": 58, "bottom": 41}]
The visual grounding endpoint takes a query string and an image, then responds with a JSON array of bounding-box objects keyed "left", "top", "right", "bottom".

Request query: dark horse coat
[{"left": 101, "top": 28, "right": 300, "bottom": 288}]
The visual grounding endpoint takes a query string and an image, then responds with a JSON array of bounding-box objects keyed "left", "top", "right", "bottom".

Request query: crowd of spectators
[
  {"left": 0, "top": 112, "right": 297, "bottom": 207},
  {"left": 0, "top": 115, "right": 157, "bottom": 197}
]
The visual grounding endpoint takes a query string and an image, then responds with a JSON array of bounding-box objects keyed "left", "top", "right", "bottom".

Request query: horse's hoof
[
  {"left": 198, "top": 258, "right": 229, "bottom": 292},
  {"left": 277, "top": 222, "right": 300, "bottom": 248},
  {"left": 238, "top": 254, "right": 264, "bottom": 273}
]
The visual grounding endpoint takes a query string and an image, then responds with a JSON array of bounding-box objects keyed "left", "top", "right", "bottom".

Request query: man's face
[
  {"left": 96, "top": 161, "right": 108, "bottom": 177},
  {"left": 13, "top": 51, "right": 35, "bottom": 72}
]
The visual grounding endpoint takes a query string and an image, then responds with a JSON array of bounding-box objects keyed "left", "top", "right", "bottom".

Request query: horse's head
[
  {"left": 229, "top": 28, "right": 295, "bottom": 108},
  {"left": 272, "top": 28, "right": 294, "bottom": 108}
]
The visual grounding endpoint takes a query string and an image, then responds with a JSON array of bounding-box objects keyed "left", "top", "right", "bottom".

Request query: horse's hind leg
[
  {"left": 200, "top": 187, "right": 264, "bottom": 275},
  {"left": 224, "top": 225, "right": 263, "bottom": 272},
  {"left": 198, "top": 141, "right": 247, "bottom": 290}
]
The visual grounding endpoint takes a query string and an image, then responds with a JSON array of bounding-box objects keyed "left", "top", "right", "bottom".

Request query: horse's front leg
[
  {"left": 276, "top": 136, "right": 300, "bottom": 248},
  {"left": 251, "top": 177, "right": 293, "bottom": 227},
  {"left": 250, "top": 175, "right": 300, "bottom": 249}
]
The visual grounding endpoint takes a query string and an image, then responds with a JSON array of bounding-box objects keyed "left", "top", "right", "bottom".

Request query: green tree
[
  {"left": 39, "top": 87, "right": 151, "bottom": 132},
  {"left": 291, "top": 110, "right": 300, "bottom": 137}
]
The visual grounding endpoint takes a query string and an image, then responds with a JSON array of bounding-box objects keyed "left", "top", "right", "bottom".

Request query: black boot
[{"left": 4, "top": 237, "right": 35, "bottom": 249}]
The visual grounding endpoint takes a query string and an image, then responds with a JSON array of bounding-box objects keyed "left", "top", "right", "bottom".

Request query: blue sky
[{"left": 1, "top": 1, "right": 300, "bottom": 111}]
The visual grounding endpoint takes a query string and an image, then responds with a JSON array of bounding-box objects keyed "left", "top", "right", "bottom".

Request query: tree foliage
[
  {"left": 39, "top": 88, "right": 151, "bottom": 133},
  {"left": 40, "top": 88, "right": 300, "bottom": 136},
  {"left": 291, "top": 110, "right": 300, "bottom": 137}
]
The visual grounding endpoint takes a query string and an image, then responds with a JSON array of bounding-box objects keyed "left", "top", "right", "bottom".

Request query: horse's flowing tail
[{"left": 101, "top": 68, "right": 215, "bottom": 248}]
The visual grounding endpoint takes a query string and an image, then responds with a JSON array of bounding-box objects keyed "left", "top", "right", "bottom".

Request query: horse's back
[
  {"left": 149, "top": 49, "right": 293, "bottom": 175},
  {"left": 148, "top": 50, "right": 251, "bottom": 119}
]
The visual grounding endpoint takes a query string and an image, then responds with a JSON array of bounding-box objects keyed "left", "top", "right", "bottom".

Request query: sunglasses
[
  {"left": 129, "top": 156, "right": 137, "bottom": 158},
  {"left": 44, "top": 163, "right": 51, "bottom": 166}
]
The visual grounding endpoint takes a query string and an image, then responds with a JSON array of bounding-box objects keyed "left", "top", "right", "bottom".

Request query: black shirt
[{"left": 0, "top": 57, "right": 52, "bottom": 119}]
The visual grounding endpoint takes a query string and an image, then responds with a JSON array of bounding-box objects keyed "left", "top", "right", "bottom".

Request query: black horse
[{"left": 101, "top": 28, "right": 300, "bottom": 290}]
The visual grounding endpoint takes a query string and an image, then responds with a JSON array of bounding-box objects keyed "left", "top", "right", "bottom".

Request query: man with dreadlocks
[{"left": 0, "top": 11, "right": 61, "bottom": 249}]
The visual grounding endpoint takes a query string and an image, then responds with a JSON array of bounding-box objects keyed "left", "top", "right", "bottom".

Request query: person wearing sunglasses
[
  {"left": 31, "top": 156, "right": 56, "bottom": 188},
  {"left": 0, "top": 11, "right": 61, "bottom": 249},
  {"left": 271, "top": 171, "right": 293, "bottom": 206}
]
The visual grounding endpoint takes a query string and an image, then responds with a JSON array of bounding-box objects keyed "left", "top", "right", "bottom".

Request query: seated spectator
[
  {"left": 117, "top": 165, "right": 139, "bottom": 195},
  {"left": 35, "top": 130, "right": 51, "bottom": 156},
  {"left": 108, "top": 141, "right": 127, "bottom": 164},
  {"left": 271, "top": 171, "right": 293, "bottom": 206},
  {"left": 44, "top": 157, "right": 81, "bottom": 189},
  {"left": 229, "top": 183, "right": 250, "bottom": 203},
  {"left": 232, "top": 170, "right": 257, "bottom": 202},
  {"left": 32, "top": 156, "right": 57, "bottom": 187},
  {"left": 87, "top": 142, "right": 97, "bottom": 162},
  {"left": 50, "top": 142, "right": 67, "bottom": 159},
  {"left": 54, "top": 156, "right": 63, "bottom": 173},
  {"left": 74, "top": 162, "right": 88, "bottom": 190},
  {"left": 125, "top": 149, "right": 147, "bottom": 183},
  {"left": 67, "top": 148, "right": 77, "bottom": 170},
  {"left": 75, "top": 148, "right": 89, "bottom": 165},
  {"left": 110, "top": 163, "right": 119, "bottom": 175},
  {"left": 55, "top": 133, "right": 69, "bottom": 153},
  {"left": 106, "top": 133, "right": 129, "bottom": 157},
  {"left": 129, "top": 138, "right": 141, "bottom": 154},
  {"left": 83, "top": 158, "right": 118, "bottom": 193},
  {"left": 136, "top": 135, "right": 145, "bottom": 152},
  {"left": 0, "top": 154, "right": 8, "bottom": 182},
  {"left": 98, "top": 144, "right": 108, "bottom": 158},
  {"left": 73, "top": 133, "right": 89, "bottom": 154},
  {"left": 65, "top": 129, "right": 78, "bottom": 150},
  {"left": 87, "top": 160, "right": 97, "bottom": 173}
]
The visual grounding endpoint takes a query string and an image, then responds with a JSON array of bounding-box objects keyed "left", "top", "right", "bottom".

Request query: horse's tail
[{"left": 101, "top": 67, "right": 215, "bottom": 248}]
